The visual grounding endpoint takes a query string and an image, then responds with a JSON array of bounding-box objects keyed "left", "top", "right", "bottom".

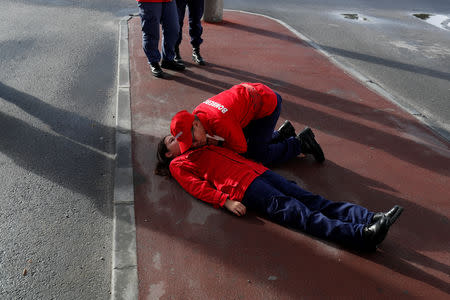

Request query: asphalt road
[
  {"left": 224, "top": 0, "right": 450, "bottom": 140},
  {"left": 0, "top": 1, "right": 135, "bottom": 298}
]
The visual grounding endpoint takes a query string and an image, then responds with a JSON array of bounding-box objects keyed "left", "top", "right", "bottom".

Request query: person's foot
[
  {"left": 362, "top": 215, "right": 390, "bottom": 251},
  {"left": 371, "top": 205, "right": 404, "bottom": 226},
  {"left": 278, "top": 120, "right": 296, "bottom": 140},
  {"left": 150, "top": 62, "right": 163, "bottom": 78},
  {"left": 161, "top": 59, "right": 185, "bottom": 71},
  {"left": 192, "top": 47, "right": 205, "bottom": 65},
  {"left": 296, "top": 127, "right": 325, "bottom": 163},
  {"left": 174, "top": 46, "right": 183, "bottom": 63}
]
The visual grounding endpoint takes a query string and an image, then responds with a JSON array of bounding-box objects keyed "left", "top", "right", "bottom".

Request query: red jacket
[
  {"left": 193, "top": 83, "right": 277, "bottom": 154},
  {"left": 169, "top": 145, "right": 268, "bottom": 208}
]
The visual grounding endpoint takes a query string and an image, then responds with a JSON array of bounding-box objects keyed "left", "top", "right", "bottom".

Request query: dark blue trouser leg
[
  {"left": 175, "top": 0, "right": 204, "bottom": 48},
  {"left": 242, "top": 171, "right": 375, "bottom": 248},
  {"left": 138, "top": 2, "right": 163, "bottom": 63},
  {"left": 138, "top": 2, "right": 179, "bottom": 62},
  {"left": 187, "top": 0, "right": 204, "bottom": 48},
  {"left": 244, "top": 93, "right": 301, "bottom": 166},
  {"left": 175, "top": 0, "right": 187, "bottom": 48},
  {"left": 260, "top": 171, "right": 374, "bottom": 224},
  {"left": 160, "top": 1, "right": 180, "bottom": 61}
]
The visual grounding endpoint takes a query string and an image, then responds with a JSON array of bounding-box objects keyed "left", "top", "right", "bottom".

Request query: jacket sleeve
[
  {"left": 214, "top": 118, "right": 247, "bottom": 153},
  {"left": 170, "top": 160, "right": 229, "bottom": 208}
]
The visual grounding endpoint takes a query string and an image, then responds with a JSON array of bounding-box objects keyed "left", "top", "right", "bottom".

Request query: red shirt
[
  {"left": 193, "top": 83, "right": 277, "bottom": 154},
  {"left": 169, "top": 145, "right": 268, "bottom": 208}
]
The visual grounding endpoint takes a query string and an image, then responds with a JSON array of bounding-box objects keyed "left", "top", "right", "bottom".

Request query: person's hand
[
  {"left": 224, "top": 199, "right": 247, "bottom": 216},
  {"left": 206, "top": 137, "right": 219, "bottom": 146}
]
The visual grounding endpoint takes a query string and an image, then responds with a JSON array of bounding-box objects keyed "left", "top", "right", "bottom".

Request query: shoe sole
[
  {"left": 161, "top": 60, "right": 185, "bottom": 71},
  {"left": 193, "top": 58, "right": 205, "bottom": 65},
  {"left": 278, "top": 120, "right": 296, "bottom": 138},
  {"left": 370, "top": 208, "right": 403, "bottom": 249},
  {"left": 152, "top": 71, "right": 163, "bottom": 78},
  {"left": 161, "top": 65, "right": 185, "bottom": 71},
  {"left": 375, "top": 216, "right": 390, "bottom": 246},
  {"left": 388, "top": 206, "right": 404, "bottom": 226},
  {"left": 302, "top": 127, "right": 325, "bottom": 163}
]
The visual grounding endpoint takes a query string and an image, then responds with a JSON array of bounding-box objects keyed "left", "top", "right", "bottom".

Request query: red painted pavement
[{"left": 129, "top": 11, "right": 450, "bottom": 299}]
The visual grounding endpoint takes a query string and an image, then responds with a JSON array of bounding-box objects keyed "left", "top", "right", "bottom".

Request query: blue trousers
[
  {"left": 242, "top": 170, "right": 375, "bottom": 248},
  {"left": 243, "top": 93, "right": 302, "bottom": 166},
  {"left": 175, "top": 0, "right": 204, "bottom": 48},
  {"left": 138, "top": 1, "right": 180, "bottom": 63}
]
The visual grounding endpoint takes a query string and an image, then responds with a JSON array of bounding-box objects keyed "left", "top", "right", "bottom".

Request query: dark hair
[{"left": 155, "top": 135, "right": 173, "bottom": 177}]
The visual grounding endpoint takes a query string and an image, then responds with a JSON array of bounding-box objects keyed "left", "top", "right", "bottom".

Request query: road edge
[
  {"left": 111, "top": 16, "right": 138, "bottom": 300},
  {"left": 226, "top": 9, "right": 449, "bottom": 142}
]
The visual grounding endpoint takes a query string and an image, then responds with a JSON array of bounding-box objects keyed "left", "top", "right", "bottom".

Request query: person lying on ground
[
  {"left": 155, "top": 134, "right": 403, "bottom": 252},
  {"left": 170, "top": 82, "right": 324, "bottom": 166}
]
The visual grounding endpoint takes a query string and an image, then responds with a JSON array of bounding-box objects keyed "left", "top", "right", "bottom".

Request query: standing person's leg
[
  {"left": 187, "top": 0, "right": 204, "bottom": 48},
  {"left": 160, "top": 1, "right": 182, "bottom": 64},
  {"left": 261, "top": 170, "right": 374, "bottom": 225},
  {"left": 241, "top": 172, "right": 369, "bottom": 249},
  {"left": 188, "top": 0, "right": 205, "bottom": 64},
  {"left": 245, "top": 93, "right": 302, "bottom": 165},
  {"left": 138, "top": 2, "right": 162, "bottom": 64},
  {"left": 174, "top": 0, "right": 187, "bottom": 60}
]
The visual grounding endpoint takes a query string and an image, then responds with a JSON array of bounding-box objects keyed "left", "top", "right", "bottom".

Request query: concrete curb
[
  {"left": 226, "top": 9, "right": 449, "bottom": 142},
  {"left": 111, "top": 16, "right": 138, "bottom": 300}
]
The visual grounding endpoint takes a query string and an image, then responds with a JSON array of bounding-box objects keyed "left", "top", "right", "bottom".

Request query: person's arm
[
  {"left": 214, "top": 119, "right": 247, "bottom": 153},
  {"left": 170, "top": 160, "right": 228, "bottom": 208}
]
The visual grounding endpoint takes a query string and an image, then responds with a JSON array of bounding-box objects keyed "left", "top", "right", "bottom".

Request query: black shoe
[
  {"left": 362, "top": 215, "right": 390, "bottom": 250},
  {"left": 150, "top": 62, "right": 163, "bottom": 78},
  {"left": 161, "top": 59, "right": 185, "bottom": 71},
  {"left": 296, "top": 127, "right": 325, "bottom": 163},
  {"left": 371, "top": 205, "right": 404, "bottom": 226},
  {"left": 192, "top": 47, "right": 205, "bottom": 65},
  {"left": 174, "top": 46, "right": 183, "bottom": 63},
  {"left": 278, "top": 120, "right": 296, "bottom": 140}
]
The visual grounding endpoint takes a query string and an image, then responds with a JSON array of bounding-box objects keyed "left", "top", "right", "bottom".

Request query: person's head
[
  {"left": 155, "top": 135, "right": 180, "bottom": 177},
  {"left": 160, "top": 135, "right": 181, "bottom": 159},
  {"left": 170, "top": 110, "right": 207, "bottom": 153}
]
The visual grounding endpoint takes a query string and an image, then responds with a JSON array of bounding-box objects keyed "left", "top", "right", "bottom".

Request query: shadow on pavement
[{"left": 0, "top": 82, "right": 114, "bottom": 216}]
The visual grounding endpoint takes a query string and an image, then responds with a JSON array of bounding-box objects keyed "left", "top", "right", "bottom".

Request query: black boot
[
  {"left": 296, "top": 127, "right": 325, "bottom": 163},
  {"left": 371, "top": 205, "right": 404, "bottom": 226},
  {"left": 278, "top": 120, "right": 296, "bottom": 140},
  {"left": 174, "top": 46, "right": 182, "bottom": 63},
  {"left": 192, "top": 47, "right": 205, "bottom": 65},
  {"left": 150, "top": 62, "right": 163, "bottom": 78},
  {"left": 362, "top": 215, "right": 390, "bottom": 251},
  {"left": 161, "top": 59, "right": 185, "bottom": 71}
]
